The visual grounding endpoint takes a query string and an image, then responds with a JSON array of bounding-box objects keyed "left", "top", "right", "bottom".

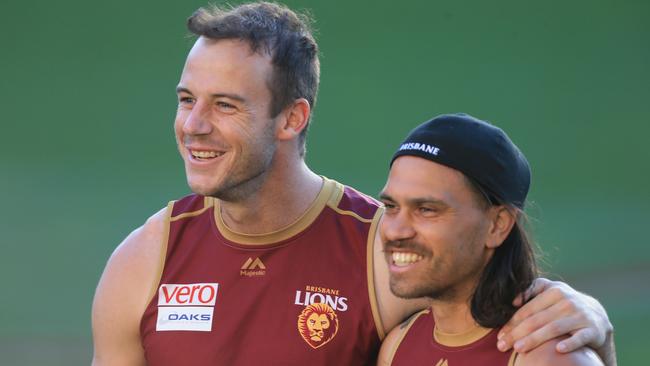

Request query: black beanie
[{"left": 391, "top": 113, "right": 531, "bottom": 209}]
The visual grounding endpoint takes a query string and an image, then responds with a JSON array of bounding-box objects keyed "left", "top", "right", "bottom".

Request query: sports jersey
[
  {"left": 140, "top": 177, "right": 385, "bottom": 365},
  {"left": 389, "top": 308, "right": 517, "bottom": 366}
]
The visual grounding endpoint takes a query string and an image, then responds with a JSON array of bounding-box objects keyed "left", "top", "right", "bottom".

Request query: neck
[
  {"left": 430, "top": 297, "right": 479, "bottom": 335},
  {"left": 219, "top": 157, "right": 322, "bottom": 235}
]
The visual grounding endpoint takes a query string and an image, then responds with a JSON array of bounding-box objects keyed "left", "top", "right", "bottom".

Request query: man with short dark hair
[
  {"left": 377, "top": 114, "right": 608, "bottom": 365},
  {"left": 91, "top": 3, "right": 615, "bottom": 365}
]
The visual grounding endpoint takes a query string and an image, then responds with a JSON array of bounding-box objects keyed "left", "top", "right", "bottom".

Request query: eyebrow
[
  {"left": 379, "top": 192, "right": 449, "bottom": 207},
  {"left": 175, "top": 86, "right": 247, "bottom": 103}
]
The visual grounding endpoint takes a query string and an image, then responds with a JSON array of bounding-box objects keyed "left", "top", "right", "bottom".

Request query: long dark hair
[{"left": 470, "top": 211, "right": 538, "bottom": 328}]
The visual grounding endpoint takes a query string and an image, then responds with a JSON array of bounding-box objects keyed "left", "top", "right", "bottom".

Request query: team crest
[{"left": 297, "top": 303, "right": 339, "bottom": 349}]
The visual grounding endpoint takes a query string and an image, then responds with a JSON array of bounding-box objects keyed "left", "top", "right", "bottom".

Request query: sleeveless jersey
[
  {"left": 140, "top": 178, "right": 385, "bottom": 365},
  {"left": 389, "top": 308, "right": 517, "bottom": 366}
]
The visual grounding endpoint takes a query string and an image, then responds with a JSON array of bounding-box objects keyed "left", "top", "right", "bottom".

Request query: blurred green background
[{"left": 1, "top": 0, "right": 648, "bottom": 364}]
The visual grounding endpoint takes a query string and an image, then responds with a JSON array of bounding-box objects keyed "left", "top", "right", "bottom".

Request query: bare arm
[
  {"left": 91, "top": 207, "right": 168, "bottom": 366},
  {"left": 515, "top": 337, "right": 604, "bottom": 366},
  {"left": 498, "top": 278, "right": 616, "bottom": 366},
  {"left": 376, "top": 320, "right": 410, "bottom": 366}
]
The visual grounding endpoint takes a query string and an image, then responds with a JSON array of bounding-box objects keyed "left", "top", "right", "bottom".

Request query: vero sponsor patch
[{"left": 156, "top": 283, "right": 219, "bottom": 332}]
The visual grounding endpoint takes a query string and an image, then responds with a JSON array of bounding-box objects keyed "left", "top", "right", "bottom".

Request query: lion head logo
[{"left": 297, "top": 303, "right": 339, "bottom": 349}]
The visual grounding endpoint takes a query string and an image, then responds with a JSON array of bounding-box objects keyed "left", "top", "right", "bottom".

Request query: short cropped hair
[{"left": 187, "top": 2, "right": 320, "bottom": 157}]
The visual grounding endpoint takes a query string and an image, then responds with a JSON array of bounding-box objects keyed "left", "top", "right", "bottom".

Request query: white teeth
[
  {"left": 190, "top": 150, "right": 223, "bottom": 159},
  {"left": 392, "top": 252, "right": 423, "bottom": 267}
]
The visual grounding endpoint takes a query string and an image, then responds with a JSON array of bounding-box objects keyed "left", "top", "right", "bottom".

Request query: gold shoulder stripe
[
  {"left": 388, "top": 309, "right": 431, "bottom": 364},
  {"left": 145, "top": 201, "right": 173, "bottom": 305},
  {"left": 170, "top": 206, "right": 211, "bottom": 222},
  {"left": 325, "top": 180, "right": 378, "bottom": 223},
  {"left": 366, "top": 207, "right": 386, "bottom": 340},
  {"left": 328, "top": 205, "right": 374, "bottom": 223},
  {"left": 507, "top": 350, "right": 518, "bottom": 366}
]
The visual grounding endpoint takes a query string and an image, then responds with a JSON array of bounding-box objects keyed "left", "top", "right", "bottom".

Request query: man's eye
[
  {"left": 418, "top": 206, "right": 437, "bottom": 215},
  {"left": 216, "top": 101, "right": 236, "bottom": 110},
  {"left": 179, "top": 97, "right": 194, "bottom": 104}
]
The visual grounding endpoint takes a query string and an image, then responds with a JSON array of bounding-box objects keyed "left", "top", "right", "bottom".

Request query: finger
[
  {"left": 513, "top": 277, "right": 553, "bottom": 307},
  {"left": 498, "top": 310, "right": 556, "bottom": 352},
  {"left": 502, "top": 301, "right": 581, "bottom": 353},
  {"left": 556, "top": 328, "right": 595, "bottom": 353},
  {"left": 506, "top": 284, "right": 564, "bottom": 331},
  {"left": 512, "top": 316, "right": 589, "bottom": 352}
]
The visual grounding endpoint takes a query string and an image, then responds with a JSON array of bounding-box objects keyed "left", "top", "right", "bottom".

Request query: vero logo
[
  {"left": 156, "top": 283, "right": 219, "bottom": 332},
  {"left": 158, "top": 283, "right": 218, "bottom": 306}
]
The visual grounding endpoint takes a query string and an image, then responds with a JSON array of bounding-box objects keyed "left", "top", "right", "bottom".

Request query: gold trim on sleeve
[
  {"left": 367, "top": 207, "right": 386, "bottom": 340},
  {"left": 170, "top": 206, "right": 212, "bottom": 222},
  {"left": 507, "top": 350, "right": 518, "bottom": 366},
  {"left": 388, "top": 309, "right": 431, "bottom": 364}
]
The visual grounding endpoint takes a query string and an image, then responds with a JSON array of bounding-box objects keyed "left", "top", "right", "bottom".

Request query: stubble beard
[{"left": 207, "top": 128, "right": 277, "bottom": 202}]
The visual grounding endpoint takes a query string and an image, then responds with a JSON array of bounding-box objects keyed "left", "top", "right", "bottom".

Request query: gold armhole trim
[
  {"left": 507, "top": 351, "right": 518, "bottom": 366},
  {"left": 170, "top": 206, "right": 211, "bottom": 222},
  {"left": 367, "top": 207, "right": 386, "bottom": 340},
  {"left": 433, "top": 324, "right": 493, "bottom": 347},
  {"left": 388, "top": 309, "right": 431, "bottom": 365},
  {"left": 145, "top": 201, "right": 173, "bottom": 305},
  {"left": 214, "top": 177, "right": 335, "bottom": 245}
]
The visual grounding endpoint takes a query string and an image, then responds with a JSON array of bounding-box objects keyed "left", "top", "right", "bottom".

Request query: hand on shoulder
[{"left": 515, "top": 338, "right": 604, "bottom": 366}]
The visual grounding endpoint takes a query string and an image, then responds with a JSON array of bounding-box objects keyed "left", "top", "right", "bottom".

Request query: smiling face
[
  {"left": 174, "top": 37, "right": 279, "bottom": 200},
  {"left": 379, "top": 156, "right": 496, "bottom": 301}
]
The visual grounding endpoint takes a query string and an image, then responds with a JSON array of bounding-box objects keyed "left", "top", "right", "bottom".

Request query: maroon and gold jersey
[
  {"left": 389, "top": 308, "right": 517, "bottom": 366},
  {"left": 140, "top": 178, "right": 385, "bottom": 365}
]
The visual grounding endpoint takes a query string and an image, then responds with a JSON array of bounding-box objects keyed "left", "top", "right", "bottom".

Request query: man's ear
[
  {"left": 277, "top": 98, "right": 311, "bottom": 141},
  {"left": 485, "top": 206, "right": 517, "bottom": 249}
]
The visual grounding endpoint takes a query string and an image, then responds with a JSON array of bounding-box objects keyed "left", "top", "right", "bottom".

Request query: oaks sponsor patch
[{"left": 156, "top": 283, "right": 219, "bottom": 332}]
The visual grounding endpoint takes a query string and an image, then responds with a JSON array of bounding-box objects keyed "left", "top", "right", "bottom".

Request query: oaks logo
[
  {"left": 155, "top": 283, "right": 219, "bottom": 332},
  {"left": 240, "top": 257, "right": 266, "bottom": 277},
  {"left": 435, "top": 359, "right": 449, "bottom": 366},
  {"left": 297, "top": 303, "right": 339, "bottom": 349}
]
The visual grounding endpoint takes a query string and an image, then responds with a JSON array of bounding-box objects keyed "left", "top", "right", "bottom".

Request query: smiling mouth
[
  {"left": 391, "top": 252, "right": 424, "bottom": 267},
  {"left": 189, "top": 149, "right": 225, "bottom": 161}
]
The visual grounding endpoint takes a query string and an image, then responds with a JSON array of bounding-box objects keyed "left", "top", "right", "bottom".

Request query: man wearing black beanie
[{"left": 377, "top": 114, "right": 608, "bottom": 365}]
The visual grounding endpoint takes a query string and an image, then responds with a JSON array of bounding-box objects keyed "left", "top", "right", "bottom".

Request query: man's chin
[{"left": 187, "top": 179, "right": 220, "bottom": 197}]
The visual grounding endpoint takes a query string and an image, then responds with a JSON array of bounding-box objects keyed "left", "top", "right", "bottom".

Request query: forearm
[{"left": 596, "top": 331, "right": 616, "bottom": 366}]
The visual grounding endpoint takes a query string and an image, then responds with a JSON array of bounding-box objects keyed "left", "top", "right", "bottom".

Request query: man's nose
[
  {"left": 183, "top": 102, "right": 213, "bottom": 135},
  {"left": 381, "top": 212, "right": 416, "bottom": 242}
]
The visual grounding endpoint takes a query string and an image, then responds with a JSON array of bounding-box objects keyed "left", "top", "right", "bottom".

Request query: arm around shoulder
[
  {"left": 91, "top": 206, "right": 170, "bottom": 366},
  {"left": 515, "top": 339, "right": 604, "bottom": 366}
]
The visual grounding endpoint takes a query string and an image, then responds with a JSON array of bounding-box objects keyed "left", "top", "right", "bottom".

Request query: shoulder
[
  {"left": 515, "top": 339, "right": 604, "bottom": 366},
  {"left": 92, "top": 205, "right": 171, "bottom": 365},
  {"left": 377, "top": 311, "right": 427, "bottom": 366}
]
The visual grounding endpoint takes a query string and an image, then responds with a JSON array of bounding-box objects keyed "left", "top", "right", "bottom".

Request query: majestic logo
[
  {"left": 435, "top": 359, "right": 449, "bottom": 366},
  {"left": 297, "top": 303, "right": 339, "bottom": 349},
  {"left": 156, "top": 283, "right": 219, "bottom": 332},
  {"left": 240, "top": 257, "right": 266, "bottom": 277}
]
